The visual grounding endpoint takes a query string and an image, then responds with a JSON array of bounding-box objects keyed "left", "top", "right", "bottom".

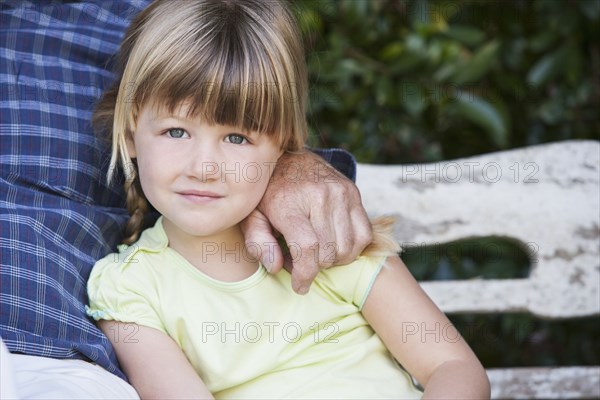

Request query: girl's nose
[{"left": 185, "top": 141, "right": 221, "bottom": 182}]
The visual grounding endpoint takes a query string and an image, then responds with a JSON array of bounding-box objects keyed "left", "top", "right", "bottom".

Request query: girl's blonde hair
[
  {"left": 97, "top": 0, "right": 309, "bottom": 181},
  {"left": 94, "top": 0, "right": 399, "bottom": 256},
  {"left": 94, "top": 0, "right": 307, "bottom": 243}
]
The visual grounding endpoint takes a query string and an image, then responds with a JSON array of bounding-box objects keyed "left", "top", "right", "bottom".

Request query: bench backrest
[{"left": 356, "top": 140, "right": 600, "bottom": 399}]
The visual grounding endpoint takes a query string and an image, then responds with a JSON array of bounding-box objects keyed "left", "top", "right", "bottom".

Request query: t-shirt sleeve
[
  {"left": 316, "top": 255, "right": 388, "bottom": 310},
  {"left": 87, "top": 253, "right": 166, "bottom": 334}
]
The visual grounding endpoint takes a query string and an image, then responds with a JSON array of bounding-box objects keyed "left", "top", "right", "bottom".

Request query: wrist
[{"left": 273, "top": 151, "right": 346, "bottom": 185}]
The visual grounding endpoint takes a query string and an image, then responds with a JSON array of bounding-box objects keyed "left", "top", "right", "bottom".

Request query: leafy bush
[{"left": 296, "top": 0, "right": 600, "bottom": 163}]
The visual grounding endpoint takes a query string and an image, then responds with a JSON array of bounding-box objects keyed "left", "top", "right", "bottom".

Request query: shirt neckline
[{"left": 135, "top": 216, "right": 268, "bottom": 292}]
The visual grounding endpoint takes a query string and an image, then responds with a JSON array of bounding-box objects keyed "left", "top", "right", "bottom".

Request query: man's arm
[{"left": 240, "top": 150, "right": 373, "bottom": 294}]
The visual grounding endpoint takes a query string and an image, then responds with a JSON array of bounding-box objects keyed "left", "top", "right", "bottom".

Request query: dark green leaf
[
  {"left": 409, "top": 0, "right": 431, "bottom": 25},
  {"left": 452, "top": 40, "right": 500, "bottom": 85},
  {"left": 527, "top": 46, "right": 568, "bottom": 87},
  {"left": 379, "top": 42, "right": 404, "bottom": 61},
  {"left": 399, "top": 83, "right": 427, "bottom": 116},
  {"left": 528, "top": 31, "right": 558, "bottom": 53},
  {"left": 443, "top": 25, "right": 486, "bottom": 47},
  {"left": 579, "top": 0, "right": 600, "bottom": 20},
  {"left": 451, "top": 92, "right": 508, "bottom": 148},
  {"left": 433, "top": 63, "right": 459, "bottom": 82}
]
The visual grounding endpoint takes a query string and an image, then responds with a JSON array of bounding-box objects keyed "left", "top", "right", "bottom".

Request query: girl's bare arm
[
  {"left": 99, "top": 321, "right": 213, "bottom": 400},
  {"left": 361, "top": 256, "right": 491, "bottom": 399}
]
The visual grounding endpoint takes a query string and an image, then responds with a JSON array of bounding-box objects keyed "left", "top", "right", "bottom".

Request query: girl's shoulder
[
  {"left": 89, "top": 245, "right": 155, "bottom": 293},
  {"left": 89, "top": 220, "right": 170, "bottom": 285},
  {"left": 100, "top": 216, "right": 169, "bottom": 260},
  {"left": 314, "top": 255, "right": 389, "bottom": 310},
  {"left": 86, "top": 231, "right": 167, "bottom": 332}
]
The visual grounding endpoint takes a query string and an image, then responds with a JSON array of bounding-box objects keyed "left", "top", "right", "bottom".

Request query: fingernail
[
  {"left": 297, "top": 285, "right": 309, "bottom": 295},
  {"left": 261, "top": 256, "right": 272, "bottom": 273}
]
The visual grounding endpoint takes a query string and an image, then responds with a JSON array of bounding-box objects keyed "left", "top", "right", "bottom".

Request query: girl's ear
[{"left": 126, "top": 134, "right": 136, "bottom": 158}]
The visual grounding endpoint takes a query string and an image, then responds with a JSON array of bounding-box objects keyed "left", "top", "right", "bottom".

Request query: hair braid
[{"left": 122, "top": 175, "right": 149, "bottom": 245}]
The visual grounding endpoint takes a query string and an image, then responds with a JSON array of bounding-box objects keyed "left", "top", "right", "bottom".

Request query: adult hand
[{"left": 240, "top": 151, "right": 373, "bottom": 295}]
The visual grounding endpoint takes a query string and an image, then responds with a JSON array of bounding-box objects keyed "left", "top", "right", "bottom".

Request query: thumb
[{"left": 240, "top": 209, "right": 284, "bottom": 273}]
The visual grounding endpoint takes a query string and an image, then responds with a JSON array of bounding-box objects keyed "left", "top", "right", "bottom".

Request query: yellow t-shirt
[{"left": 87, "top": 217, "right": 422, "bottom": 399}]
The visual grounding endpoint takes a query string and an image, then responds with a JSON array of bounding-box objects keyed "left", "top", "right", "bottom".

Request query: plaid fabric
[
  {"left": 0, "top": 0, "right": 151, "bottom": 380},
  {"left": 311, "top": 147, "right": 356, "bottom": 182},
  {"left": 0, "top": 0, "right": 356, "bottom": 380}
]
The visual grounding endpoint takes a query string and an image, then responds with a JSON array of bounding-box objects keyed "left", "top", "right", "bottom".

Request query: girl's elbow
[
  {"left": 422, "top": 358, "right": 491, "bottom": 399},
  {"left": 460, "top": 357, "right": 491, "bottom": 399}
]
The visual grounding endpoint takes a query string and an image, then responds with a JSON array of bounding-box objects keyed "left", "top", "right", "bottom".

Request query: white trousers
[{"left": 0, "top": 338, "right": 138, "bottom": 400}]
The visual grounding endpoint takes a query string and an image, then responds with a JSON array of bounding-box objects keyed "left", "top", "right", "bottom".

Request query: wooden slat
[
  {"left": 487, "top": 367, "right": 600, "bottom": 399},
  {"left": 419, "top": 279, "right": 531, "bottom": 314}
]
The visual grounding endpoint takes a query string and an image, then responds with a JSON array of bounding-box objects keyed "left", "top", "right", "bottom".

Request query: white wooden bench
[{"left": 356, "top": 140, "right": 600, "bottom": 399}]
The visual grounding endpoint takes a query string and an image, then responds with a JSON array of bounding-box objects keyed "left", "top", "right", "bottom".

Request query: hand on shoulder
[{"left": 241, "top": 151, "right": 373, "bottom": 294}]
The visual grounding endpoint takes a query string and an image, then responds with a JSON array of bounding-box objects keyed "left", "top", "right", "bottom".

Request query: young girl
[{"left": 87, "top": 0, "right": 490, "bottom": 398}]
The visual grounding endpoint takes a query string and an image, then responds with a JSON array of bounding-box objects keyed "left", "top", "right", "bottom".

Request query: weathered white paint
[
  {"left": 487, "top": 367, "right": 600, "bottom": 399},
  {"left": 357, "top": 140, "right": 600, "bottom": 318}
]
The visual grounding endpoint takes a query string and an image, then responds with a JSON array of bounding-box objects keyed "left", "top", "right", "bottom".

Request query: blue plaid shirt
[{"left": 0, "top": 0, "right": 356, "bottom": 380}]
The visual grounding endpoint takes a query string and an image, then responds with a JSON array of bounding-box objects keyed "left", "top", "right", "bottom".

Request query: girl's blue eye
[
  {"left": 167, "top": 128, "right": 187, "bottom": 138},
  {"left": 226, "top": 134, "right": 247, "bottom": 145}
]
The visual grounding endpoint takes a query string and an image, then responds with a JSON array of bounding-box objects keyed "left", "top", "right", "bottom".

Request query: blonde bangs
[{"left": 120, "top": 0, "right": 307, "bottom": 152}]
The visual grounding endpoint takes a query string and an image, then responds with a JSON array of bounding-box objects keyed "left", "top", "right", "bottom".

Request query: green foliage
[
  {"left": 401, "top": 237, "right": 531, "bottom": 281},
  {"left": 296, "top": 0, "right": 600, "bottom": 163},
  {"left": 450, "top": 313, "right": 600, "bottom": 368}
]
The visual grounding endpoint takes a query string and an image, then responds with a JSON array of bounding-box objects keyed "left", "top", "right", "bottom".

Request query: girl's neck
[{"left": 162, "top": 219, "right": 260, "bottom": 282}]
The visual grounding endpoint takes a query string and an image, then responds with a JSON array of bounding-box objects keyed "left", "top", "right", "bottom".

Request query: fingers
[
  {"left": 269, "top": 171, "right": 374, "bottom": 295},
  {"left": 309, "top": 176, "right": 374, "bottom": 267},
  {"left": 306, "top": 192, "right": 338, "bottom": 269},
  {"left": 334, "top": 191, "right": 374, "bottom": 265},
  {"left": 253, "top": 150, "right": 375, "bottom": 295},
  {"left": 330, "top": 204, "right": 354, "bottom": 265},
  {"left": 239, "top": 209, "right": 284, "bottom": 273},
  {"left": 277, "top": 215, "right": 321, "bottom": 295}
]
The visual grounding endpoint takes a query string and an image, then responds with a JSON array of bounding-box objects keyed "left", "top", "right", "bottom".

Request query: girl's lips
[
  {"left": 179, "top": 190, "right": 223, "bottom": 197},
  {"left": 177, "top": 190, "right": 224, "bottom": 203}
]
